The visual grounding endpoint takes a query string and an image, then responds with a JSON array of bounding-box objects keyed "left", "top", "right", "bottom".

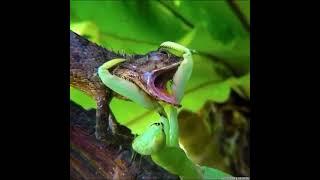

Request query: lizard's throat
[{"left": 145, "top": 63, "right": 181, "bottom": 107}]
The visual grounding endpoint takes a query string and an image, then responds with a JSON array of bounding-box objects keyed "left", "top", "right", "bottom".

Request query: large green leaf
[
  {"left": 151, "top": 146, "right": 232, "bottom": 179},
  {"left": 161, "top": 0, "right": 250, "bottom": 74},
  {"left": 71, "top": 0, "right": 250, "bottom": 72},
  {"left": 151, "top": 146, "right": 202, "bottom": 179},
  {"left": 201, "top": 166, "right": 232, "bottom": 180},
  {"left": 70, "top": 0, "right": 250, "bottom": 134},
  {"left": 235, "top": 0, "right": 250, "bottom": 24},
  {"left": 70, "top": 87, "right": 95, "bottom": 110},
  {"left": 71, "top": 0, "right": 190, "bottom": 54}
]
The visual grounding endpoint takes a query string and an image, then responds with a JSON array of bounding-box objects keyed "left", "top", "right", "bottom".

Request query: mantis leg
[
  {"left": 98, "top": 58, "right": 162, "bottom": 111},
  {"left": 159, "top": 42, "right": 194, "bottom": 147},
  {"left": 159, "top": 41, "right": 194, "bottom": 103},
  {"left": 166, "top": 106, "right": 179, "bottom": 147}
]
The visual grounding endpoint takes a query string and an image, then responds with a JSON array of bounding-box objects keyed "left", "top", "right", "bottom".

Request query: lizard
[{"left": 70, "top": 30, "right": 183, "bottom": 143}]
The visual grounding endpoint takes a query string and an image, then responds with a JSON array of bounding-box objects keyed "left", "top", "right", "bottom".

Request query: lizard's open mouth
[{"left": 146, "top": 62, "right": 181, "bottom": 107}]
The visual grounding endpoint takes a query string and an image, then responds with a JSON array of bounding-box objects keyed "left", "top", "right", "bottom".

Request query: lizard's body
[
  {"left": 70, "top": 31, "right": 137, "bottom": 141},
  {"left": 70, "top": 31, "right": 128, "bottom": 97},
  {"left": 70, "top": 30, "right": 181, "bottom": 142}
]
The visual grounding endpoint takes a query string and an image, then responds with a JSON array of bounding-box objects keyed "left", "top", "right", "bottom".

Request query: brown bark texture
[{"left": 70, "top": 101, "right": 179, "bottom": 179}]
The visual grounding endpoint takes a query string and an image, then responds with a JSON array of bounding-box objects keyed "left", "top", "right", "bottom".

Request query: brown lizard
[{"left": 70, "top": 30, "right": 182, "bottom": 143}]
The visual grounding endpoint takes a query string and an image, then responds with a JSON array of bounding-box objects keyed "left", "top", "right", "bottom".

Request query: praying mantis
[{"left": 98, "top": 42, "right": 230, "bottom": 179}]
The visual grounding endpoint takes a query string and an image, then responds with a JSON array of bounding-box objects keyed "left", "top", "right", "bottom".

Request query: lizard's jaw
[{"left": 145, "top": 62, "right": 181, "bottom": 107}]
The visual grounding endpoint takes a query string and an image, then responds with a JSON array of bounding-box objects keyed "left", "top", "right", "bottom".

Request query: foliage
[{"left": 70, "top": 0, "right": 250, "bottom": 178}]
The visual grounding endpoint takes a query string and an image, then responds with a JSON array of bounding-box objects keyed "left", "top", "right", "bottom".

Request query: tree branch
[{"left": 70, "top": 101, "right": 178, "bottom": 179}]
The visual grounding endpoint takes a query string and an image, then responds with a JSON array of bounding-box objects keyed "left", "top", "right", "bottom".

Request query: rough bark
[{"left": 70, "top": 101, "right": 178, "bottom": 179}]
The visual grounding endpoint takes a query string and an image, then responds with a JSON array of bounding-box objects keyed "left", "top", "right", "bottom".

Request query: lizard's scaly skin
[
  {"left": 70, "top": 30, "right": 134, "bottom": 142},
  {"left": 70, "top": 31, "right": 124, "bottom": 98},
  {"left": 70, "top": 30, "right": 182, "bottom": 142}
]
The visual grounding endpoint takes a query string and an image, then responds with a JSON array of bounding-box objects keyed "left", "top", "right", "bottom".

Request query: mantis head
[{"left": 112, "top": 50, "right": 182, "bottom": 107}]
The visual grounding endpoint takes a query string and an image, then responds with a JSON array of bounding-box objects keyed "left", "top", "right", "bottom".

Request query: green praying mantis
[
  {"left": 98, "top": 42, "right": 230, "bottom": 179},
  {"left": 98, "top": 41, "right": 193, "bottom": 147}
]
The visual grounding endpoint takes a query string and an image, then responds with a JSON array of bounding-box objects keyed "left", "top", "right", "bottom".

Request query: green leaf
[
  {"left": 70, "top": 87, "right": 95, "bottom": 110},
  {"left": 151, "top": 146, "right": 202, "bottom": 179},
  {"left": 71, "top": 0, "right": 190, "bottom": 54},
  {"left": 178, "top": 107, "right": 232, "bottom": 174},
  {"left": 109, "top": 98, "right": 159, "bottom": 134},
  {"left": 201, "top": 166, "right": 232, "bottom": 180},
  {"left": 178, "top": 98, "right": 250, "bottom": 176},
  {"left": 70, "top": 0, "right": 250, "bottom": 136},
  {"left": 235, "top": 0, "right": 250, "bottom": 24},
  {"left": 151, "top": 146, "right": 231, "bottom": 179},
  {"left": 161, "top": 0, "right": 250, "bottom": 74},
  {"left": 227, "top": 73, "right": 250, "bottom": 99},
  {"left": 70, "top": 0, "right": 250, "bottom": 73}
]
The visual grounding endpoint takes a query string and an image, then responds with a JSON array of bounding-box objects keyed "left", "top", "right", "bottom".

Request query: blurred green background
[
  {"left": 70, "top": 0, "right": 250, "bottom": 134},
  {"left": 70, "top": 0, "right": 250, "bottom": 176}
]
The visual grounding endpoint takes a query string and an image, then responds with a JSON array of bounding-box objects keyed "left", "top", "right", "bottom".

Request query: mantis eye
[{"left": 153, "top": 122, "right": 160, "bottom": 126}]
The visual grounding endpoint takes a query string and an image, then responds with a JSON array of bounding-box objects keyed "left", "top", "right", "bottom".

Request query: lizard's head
[{"left": 112, "top": 50, "right": 182, "bottom": 107}]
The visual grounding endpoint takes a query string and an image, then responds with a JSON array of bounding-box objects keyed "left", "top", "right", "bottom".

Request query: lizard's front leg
[
  {"left": 95, "top": 89, "right": 113, "bottom": 141},
  {"left": 95, "top": 89, "right": 132, "bottom": 144}
]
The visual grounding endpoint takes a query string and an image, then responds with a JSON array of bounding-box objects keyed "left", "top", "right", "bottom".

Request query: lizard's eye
[
  {"left": 159, "top": 50, "right": 168, "bottom": 55},
  {"left": 148, "top": 54, "right": 161, "bottom": 61},
  {"left": 160, "top": 50, "right": 171, "bottom": 59},
  {"left": 148, "top": 52, "right": 166, "bottom": 61},
  {"left": 160, "top": 51, "right": 171, "bottom": 61}
]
